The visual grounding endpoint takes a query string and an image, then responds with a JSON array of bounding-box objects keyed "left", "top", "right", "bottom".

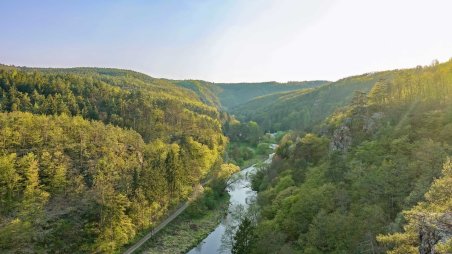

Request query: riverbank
[
  {"left": 187, "top": 151, "right": 275, "bottom": 254},
  {"left": 134, "top": 192, "right": 230, "bottom": 254},
  {"left": 227, "top": 132, "right": 283, "bottom": 169},
  {"left": 131, "top": 142, "right": 278, "bottom": 254}
]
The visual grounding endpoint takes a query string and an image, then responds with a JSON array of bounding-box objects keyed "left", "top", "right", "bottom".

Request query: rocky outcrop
[
  {"left": 329, "top": 112, "right": 384, "bottom": 153},
  {"left": 418, "top": 212, "right": 452, "bottom": 254},
  {"left": 363, "top": 112, "right": 384, "bottom": 134},
  {"left": 330, "top": 125, "right": 352, "bottom": 152}
]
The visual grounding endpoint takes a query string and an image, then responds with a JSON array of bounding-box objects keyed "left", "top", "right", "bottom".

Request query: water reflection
[{"left": 187, "top": 152, "right": 274, "bottom": 254}]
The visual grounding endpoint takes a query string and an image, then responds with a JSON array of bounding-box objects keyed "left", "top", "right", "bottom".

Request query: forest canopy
[
  {"left": 247, "top": 59, "right": 452, "bottom": 253},
  {"left": 1, "top": 58, "right": 451, "bottom": 253},
  {"left": 0, "top": 66, "right": 226, "bottom": 253}
]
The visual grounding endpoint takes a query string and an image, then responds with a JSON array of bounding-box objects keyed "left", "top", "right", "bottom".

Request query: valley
[
  {"left": 0, "top": 59, "right": 451, "bottom": 254},
  {"left": 2, "top": 2, "right": 452, "bottom": 253}
]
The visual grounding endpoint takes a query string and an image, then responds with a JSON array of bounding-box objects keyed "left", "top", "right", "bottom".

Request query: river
[{"left": 187, "top": 147, "right": 276, "bottom": 254}]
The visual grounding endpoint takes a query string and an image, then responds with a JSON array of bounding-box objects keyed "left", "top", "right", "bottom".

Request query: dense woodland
[
  {"left": 176, "top": 80, "right": 328, "bottom": 110},
  {"left": 248, "top": 60, "right": 452, "bottom": 253},
  {"left": 231, "top": 72, "right": 394, "bottom": 132},
  {"left": 0, "top": 66, "right": 227, "bottom": 253},
  {"left": 1, "top": 59, "right": 451, "bottom": 254}
]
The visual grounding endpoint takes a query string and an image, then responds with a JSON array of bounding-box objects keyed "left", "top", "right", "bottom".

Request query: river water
[{"left": 187, "top": 149, "right": 275, "bottom": 254}]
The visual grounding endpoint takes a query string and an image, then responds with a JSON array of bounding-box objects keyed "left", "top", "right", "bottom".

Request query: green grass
[
  {"left": 238, "top": 153, "right": 267, "bottom": 169},
  {"left": 136, "top": 193, "right": 230, "bottom": 254},
  {"left": 227, "top": 140, "right": 274, "bottom": 169}
]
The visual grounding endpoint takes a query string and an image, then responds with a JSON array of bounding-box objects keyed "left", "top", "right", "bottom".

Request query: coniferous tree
[{"left": 232, "top": 217, "right": 255, "bottom": 254}]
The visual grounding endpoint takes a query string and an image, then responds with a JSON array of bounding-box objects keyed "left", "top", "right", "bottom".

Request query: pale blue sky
[{"left": 1, "top": 0, "right": 452, "bottom": 82}]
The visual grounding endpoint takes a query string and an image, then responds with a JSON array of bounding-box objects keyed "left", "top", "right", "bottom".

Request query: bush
[
  {"left": 241, "top": 147, "right": 254, "bottom": 160},
  {"left": 256, "top": 143, "right": 271, "bottom": 155}
]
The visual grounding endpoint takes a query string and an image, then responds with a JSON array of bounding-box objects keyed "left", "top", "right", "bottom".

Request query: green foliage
[
  {"left": 232, "top": 217, "right": 256, "bottom": 254},
  {"left": 232, "top": 72, "right": 392, "bottom": 132},
  {"left": 177, "top": 80, "right": 329, "bottom": 110},
  {"left": 0, "top": 66, "right": 222, "bottom": 144},
  {"left": 227, "top": 142, "right": 256, "bottom": 167},
  {"left": 377, "top": 159, "right": 452, "bottom": 254},
  {"left": 0, "top": 153, "right": 20, "bottom": 211},
  {"left": 1, "top": 57, "right": 452, "bottom": 254},
  {"left": 256, "top": 143, "right": 272, "bottom": 155},
  {"left": 137, "top": 188, "right": 230, "bottom": 254},
  {"left": 223, "top": 116, "right": 277, "bottom": 169},
  {"left": 0, "top": 65, "right": 227, "bottom": 253},
  {"left": 224, "top": 119, "right": 263, "bottom": 145},
  {"left": 250, "top": 60, "right": 452, "bottom": 253},
  {"left": 210, "top": 163, "right": 240, "bottom": 196}
]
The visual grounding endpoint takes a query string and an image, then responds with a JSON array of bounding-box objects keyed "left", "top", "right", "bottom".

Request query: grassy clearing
[{"left": 227, "top": 141, "right": 273, "bottom": 169}]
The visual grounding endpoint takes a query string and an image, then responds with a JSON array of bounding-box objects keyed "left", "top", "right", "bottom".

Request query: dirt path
[
  {"left": 123, "top": 181, "right": 208, "bottom": 254},
  {"left": 123, "top": 202, "right": 190, "bottom": 254}
]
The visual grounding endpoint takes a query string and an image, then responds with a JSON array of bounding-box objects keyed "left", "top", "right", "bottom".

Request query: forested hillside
[
  {"left": 0, "top": 66, "right": 226, "bottom": 253},
  {"left": 247, "top": 60, "right": 452, "bottom": 253},
  {"left": 232, "top": 71, "right": 393, "bottom": 132},
  {"left": 175, "top": 80, "right": 328, "bottom": 110},
  {"left": 2, "top": 60, "right": 451, "bottom": 254}
]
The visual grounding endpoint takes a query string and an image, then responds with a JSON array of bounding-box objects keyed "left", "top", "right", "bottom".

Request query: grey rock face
[{"left": 330, "top": 125, "right": 352, "bottom": 152}]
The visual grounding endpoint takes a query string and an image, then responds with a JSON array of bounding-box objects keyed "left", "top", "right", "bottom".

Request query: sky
[{"left": 1, "top": 0, "right": 452, "bottom": 83}]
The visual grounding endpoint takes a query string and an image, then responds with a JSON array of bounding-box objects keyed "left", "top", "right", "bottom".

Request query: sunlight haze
[{"left": 1, "top": 0, "right": 452, "bottom": 82}]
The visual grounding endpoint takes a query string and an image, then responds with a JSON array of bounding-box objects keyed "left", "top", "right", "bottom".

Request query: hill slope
[
  {"left": 232, "top": 71, "right": 394, "bottom": 132},
  {"left": 248, "top": 59, "right": 452, "bottom": 254},
  {"left": 0, "top": 65, "right": 226, "bottom": 253},
  {"left": 174, "top": 80, "right": 329, "bottom": 110}
]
